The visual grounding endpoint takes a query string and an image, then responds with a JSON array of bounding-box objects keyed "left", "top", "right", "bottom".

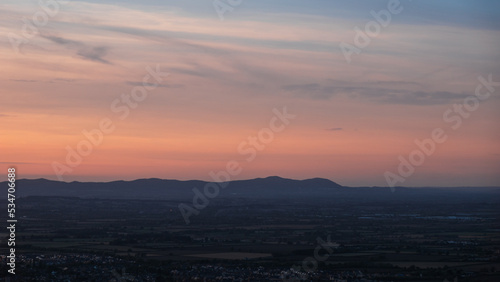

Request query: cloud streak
[
  {"left": 283, "top": 83, "right": 474, "bottom": 105},
  {"left": 126, "top": 81, "right": 184, "bottom": 88},
  {"left": 41, "top": 34, "right": 112, "bottom": 64}
]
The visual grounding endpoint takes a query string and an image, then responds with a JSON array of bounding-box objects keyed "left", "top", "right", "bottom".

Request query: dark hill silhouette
[
  {"left": 1, "top": 177, "right": 498, "bottom": 202},
  {"left": 2, "top": 176, "right": 342, "bottom": 200}
]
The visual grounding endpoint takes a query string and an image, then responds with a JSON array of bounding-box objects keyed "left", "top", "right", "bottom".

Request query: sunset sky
[{"left": 1, "top": 0, "right": 499, "bottom": 187}]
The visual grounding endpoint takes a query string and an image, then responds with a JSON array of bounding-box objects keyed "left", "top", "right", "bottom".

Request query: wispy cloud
[
  {"left": 41, "top": 34, "right": 112, "bottom": 64},
  {"left": 126, "top": 81, "right": 184, "bottom": 88},
  {"left": 283, "top": 82, "right": 474, "bottom": 105},
  {"left": 283, "top": 83, "right": 337, "bottom": 100},
  {"left": 51, "top": 78, "right": 77, "bottom": 83},
  {"left": 377, "top": 91, "right": 471, "bottom": 106},
  {"left": 10, "top": 79, "right": 37, "bottom": 83}
]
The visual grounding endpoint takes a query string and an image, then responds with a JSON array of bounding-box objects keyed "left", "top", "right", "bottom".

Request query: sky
[{"left": 1, "top": 0, "right": 499, "bottom": 187}]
